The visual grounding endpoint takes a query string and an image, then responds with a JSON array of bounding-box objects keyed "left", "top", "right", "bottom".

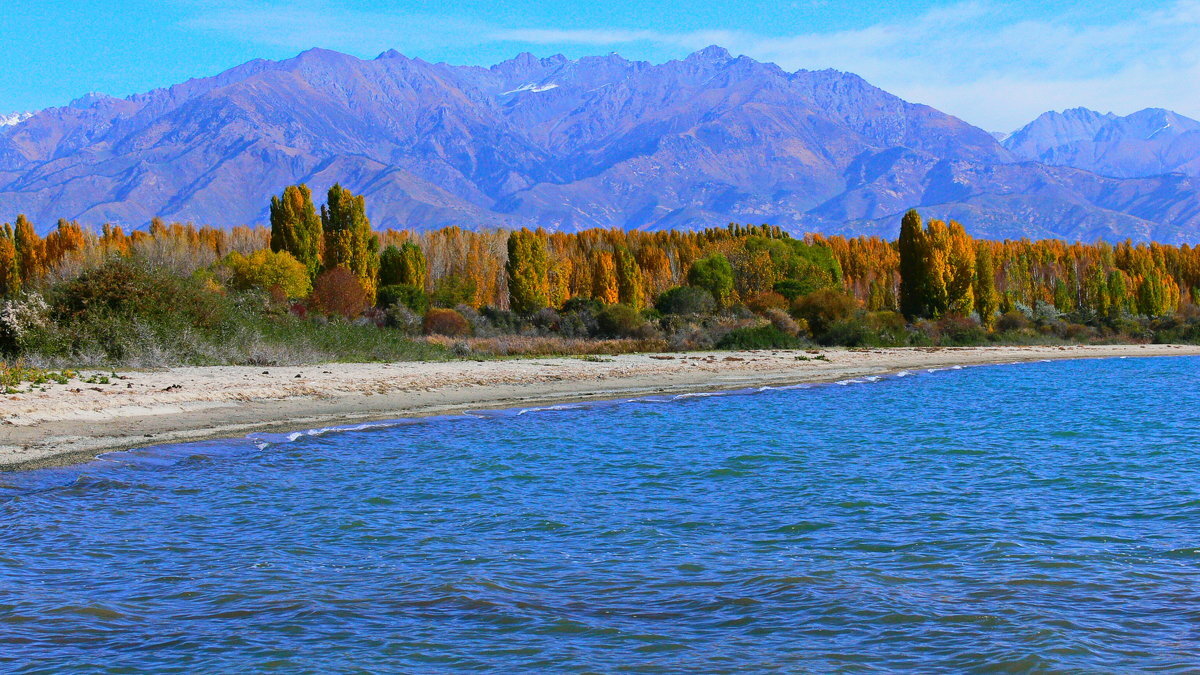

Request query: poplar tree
[
  {"left": 270, "top": 184, "right": 323, "bottom": 278},
  {"left": 614, "top": 246, "right": 643, "bottom": 309},
  {"left": 380, "top": 242, "right": 428, "bottom": 289},
  {"left": 973, "top": 244, "right": 999, "bottom": 327},
  {"left": 897, "top": 209, "right": 926, "bottom": 319},
  {"left": 13, "top": 215, "right": 43, "bottom": 284},
  {"left": 923, "top": 219, "right": 950, "bottom": 318},
  {"left": 0, "top": 225, "right": 19, "bottom": 297},
  {"left": 321, "top": 184, "right": 379, "bottom": 299},
  {"left": 945, "top": 222, "right": 975, "bottom": 316},
  {"left": 591, "top": 251, "right": 619, "bottom": 304},
  {"left": 505, "top": 229, "right": 549, "bottom": 314}
]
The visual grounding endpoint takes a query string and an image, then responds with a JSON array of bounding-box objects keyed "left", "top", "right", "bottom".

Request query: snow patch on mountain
[
  {"left": 502, "top": 83, "right": 560, "bottom": 95},
  {"left": 0, "top": 111, "right": 33, "bottom": 128}
]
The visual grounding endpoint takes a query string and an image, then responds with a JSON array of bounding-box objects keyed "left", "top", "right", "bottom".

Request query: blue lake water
[{"left": 2, "top": 356, "right": 1200, "bottom": 672}]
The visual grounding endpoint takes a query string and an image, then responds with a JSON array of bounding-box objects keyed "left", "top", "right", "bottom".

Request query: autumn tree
[
  {"left": 223, "top": 249, "right": 311, "bottom": 298},
  {"left": 321, "top": 184, "right": 379, "bottom": 300},
  {"left": 13, "top": 215, "right": 43, "bottom": 284},
  {"left": 614, "top": 246, "right": 643, "bottom": 309},
  {"left": 945, "top": 222, "right": 975, "bottom": 315},
  {"left": 505, "top": 229, "right": 549, "bottom": 314},
  {"left": 0, "top": 225, "right": 19, "bottom": 296},
  {"left": 589, "top": 250, "right": 619, "bottom": 304},
  {"left": 270, "top": 184, "right": 323, "bottom": 278}
]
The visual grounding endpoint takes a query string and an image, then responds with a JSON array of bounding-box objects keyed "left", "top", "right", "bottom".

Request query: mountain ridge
[{"left": 2, "top": 47, "right": 1200, "bottom": 243}]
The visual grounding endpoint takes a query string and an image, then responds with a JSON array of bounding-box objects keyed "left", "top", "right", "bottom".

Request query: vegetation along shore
[{"left": 1, "top": 185, "right": 1198, "bottom": 373}]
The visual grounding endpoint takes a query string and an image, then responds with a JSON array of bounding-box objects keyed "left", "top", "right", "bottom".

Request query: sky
[{"left": 2, "top": 0, "right": 1198, "bottom": 131}]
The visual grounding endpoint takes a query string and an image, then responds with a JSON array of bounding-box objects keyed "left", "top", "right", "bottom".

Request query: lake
[{"left": 2, "top": 356, "right": 1199, "bottom": 672}]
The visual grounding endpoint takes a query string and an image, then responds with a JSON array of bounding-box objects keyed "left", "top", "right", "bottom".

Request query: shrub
[
  {"left": 746, "top": 291, "right": 789, "bottom": 314},
  {"left": 864, "top": 311, "right": 907, "bottom": 346},
  {"left": 655, "top": 286, "right": 716, "bottom": 316},
  {"left": 764, "top": 308, "right": 802, "bottom": 336},
  {"left": 936, "top": 315, "right": 987, "bottom": 346},
  {"left": 385, "top": 305, "right": 422, "bottom": 335},
  {"left": 481, "top": 307, "right": 522, "bottom": 335},
  {"left": 223, "top": 249, "right": 311, "bottom": 298},
  {"left": 996, "top": 310, "right": 1031, "bottom": 332},
  {"left": 0, "top": 294, "right": 50, "bottom": 354},
  {"left": 596, "top": 303, "right": 643, "bottom": 338},
  {"left": 791, "top": 289, "right": 858, "bottom": 336},
  {"left": 423, "top": 308, "right": 471, "bottom": 336},
  {"left": 55, "top": 257, "right": 229, "bottom": 329},
  {"left": 717, "top": 324, "right": 802, "bottom": 349},
  {"left": 311, "top": 267, "right": 368, "bottom": 319},
  {"left": 561, "top": 296, "right": 603, "bottom": 314},
  {"left": 377, "top": 283, "right": 429, "bottom": 313}
]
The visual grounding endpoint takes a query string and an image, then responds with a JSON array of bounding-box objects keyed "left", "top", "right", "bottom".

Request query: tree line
[{"left": 3, "top": 184, "right": 1199, "bottom": 328}]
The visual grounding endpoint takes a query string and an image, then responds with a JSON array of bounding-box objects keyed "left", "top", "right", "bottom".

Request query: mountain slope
[
  {"left": 1005, "top": 107, "right": 1200, "bottom": 180},
  {"left": 2, "top": 48, "right": 1200, "bottom": 242}
]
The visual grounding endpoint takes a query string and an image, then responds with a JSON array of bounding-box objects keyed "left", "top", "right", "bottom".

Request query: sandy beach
[{"left": 2, "top": 344, "right": 1198, "bottom": 471}]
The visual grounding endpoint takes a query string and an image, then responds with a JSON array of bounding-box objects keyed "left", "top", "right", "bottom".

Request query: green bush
[
  {"left": 717, "top": 324, "right": 802, "bottom": 349},
  {"left": 655, "top": 286, "right": 716, "bottom": 315},
  {"left": 596, "top": 303, "right": 643, "bottom": 338},
  {"left": 377, "top": 284, "right": 429, "bottom": 313}
]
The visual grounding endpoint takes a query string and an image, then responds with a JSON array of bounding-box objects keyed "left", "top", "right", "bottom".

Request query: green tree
[
  {"left": 687, "top": 253, "right": 735, "bottom": 307},
  {"left": 380, "top": 242, "right": 428, "bottom": 289},
  {"left": 506, "top": 229, "right": 550, "bottom": 314},
  {"left": 973, "top": 244, "right": 999, "bottom": 328},
  {"left": 898, "top": 209, "right": 926, "bottom": 319},
  {"left": 321, "top": 184, "right": 380, "bottom": 300},
  {"left": 270, "top": 184, "right": 323, "bottom": 278}
]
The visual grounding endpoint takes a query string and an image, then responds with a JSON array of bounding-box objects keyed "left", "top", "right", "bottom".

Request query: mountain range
[{"left": 2, "top": 46, "right": 1200, "bottom": 243}]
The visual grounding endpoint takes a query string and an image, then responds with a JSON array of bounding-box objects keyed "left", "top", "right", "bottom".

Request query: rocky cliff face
[{"left": 3, "top": 47, "right": 1200, "bottom": 242}]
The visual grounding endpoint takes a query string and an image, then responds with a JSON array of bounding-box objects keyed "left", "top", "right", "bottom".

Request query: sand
[{"left": 2, "top": 344, "right": 1198, "bottom": 471}]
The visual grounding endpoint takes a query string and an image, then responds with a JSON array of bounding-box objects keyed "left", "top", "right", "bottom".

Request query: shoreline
[{"left": 3, "top": 344, "right": 1198, "bottom": 472}]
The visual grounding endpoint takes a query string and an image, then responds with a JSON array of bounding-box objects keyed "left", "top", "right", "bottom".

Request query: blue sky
[{"left": 3, "top": 0, "right": 1196, "bottom": 130}]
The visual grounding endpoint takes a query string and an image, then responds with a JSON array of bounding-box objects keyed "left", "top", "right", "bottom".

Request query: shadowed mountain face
[
  {"left": 1004, "top": 107, "right": 1200, "bottom": 181},
  {"left": 3, "top": 47, "right": 1200, "bottom": 243}
]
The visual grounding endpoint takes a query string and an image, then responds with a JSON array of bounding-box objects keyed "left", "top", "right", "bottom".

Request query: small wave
[
  {"left": 515, "top": 404, "right": 584, "bottom": 416},
  {"left": 895, "top": 370, "right": 914, "bottom": 377},
  {"left": 671, "top": 391, "right": 724, "bottom": 400}
]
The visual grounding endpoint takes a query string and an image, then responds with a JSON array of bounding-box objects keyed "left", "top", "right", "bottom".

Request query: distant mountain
[
  {"left": 0, "top": 111, "right": 33, "bottom": 129},
  {"left": 2, "top": 47, "right": 1200, "bottom": 243},
  {"left": 1004, "top": 107, "right": 1200, "bottom": 179}
]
